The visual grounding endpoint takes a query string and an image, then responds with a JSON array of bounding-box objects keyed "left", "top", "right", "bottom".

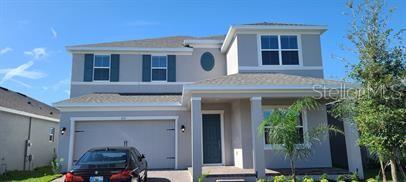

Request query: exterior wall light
[
  {"left": 60, "top": 127, "right": 66, "bottom": 135},
  {"left": 181, "top": 125, "right": 185, "bottom": 132}
]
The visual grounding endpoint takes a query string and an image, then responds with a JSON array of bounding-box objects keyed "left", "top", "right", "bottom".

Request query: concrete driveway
[{"left": 53, "top": 170, "right": 191, "bottom": 182}]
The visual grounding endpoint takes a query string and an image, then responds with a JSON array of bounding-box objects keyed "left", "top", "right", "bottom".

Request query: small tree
[
  {"left": 258, "top": 97, "right": 341, "bottom": 180},
  {"left": 333, "top": 0, "right": 405, "bottom": 181}
]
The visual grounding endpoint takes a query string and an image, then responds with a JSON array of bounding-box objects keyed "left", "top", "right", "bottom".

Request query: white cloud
[
  {"left": 10, "top": 79, "right": 31, "bottom": 88},
  {"left": 0, "top": 61, "right": 46, "bottom": 84},
  {"left": 51, "top": 27, "right": 57, "bottom": 38},
  {"left": 24, "top": 48, "right": 48, "bottom": 60},
  {"left": 0, "top": 47, "right": 13, "bottom": 55}
]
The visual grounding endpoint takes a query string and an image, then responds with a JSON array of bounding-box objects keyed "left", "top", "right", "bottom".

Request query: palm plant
[{"left": 258, "top": 97, "right": 342, "bottom": 180}]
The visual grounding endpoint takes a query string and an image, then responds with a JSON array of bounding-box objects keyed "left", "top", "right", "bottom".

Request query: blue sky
[{"left": 0, "top": 0, "right": 404, "bottom": 105}]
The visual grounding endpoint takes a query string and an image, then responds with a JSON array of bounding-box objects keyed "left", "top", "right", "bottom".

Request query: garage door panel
[{"left": 74, "top": 120, "right": 175, "bottom": 169}]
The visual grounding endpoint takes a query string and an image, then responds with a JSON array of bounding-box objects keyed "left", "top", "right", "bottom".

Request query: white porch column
[
  {"left": 191, "top": 97, "right": 202, "bottom": 182},
  {"left": 250, "top": 96, "right": 266, "bottom": 179},
  {"left": 343, "top": 120, "right": 364, "bottom": 179}
]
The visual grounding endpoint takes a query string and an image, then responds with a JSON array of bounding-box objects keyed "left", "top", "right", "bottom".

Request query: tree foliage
[
  {"left": 332, "top": 0, "right": 405, "bottom": 181},
  {"left": 259, "top": 97, "right": 342, "bottom": 180}
]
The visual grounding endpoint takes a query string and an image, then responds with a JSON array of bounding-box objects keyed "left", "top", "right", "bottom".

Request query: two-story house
[{"left": 54, "top": 22, "right": 364, "bottom": 181}]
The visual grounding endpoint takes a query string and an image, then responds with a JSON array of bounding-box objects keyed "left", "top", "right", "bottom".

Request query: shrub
[
  {"left": 350, "top": 172, "right": 359, "bottom": 182},
  {"left": 319, "top": 173, "right": 328, "bottom": 182},
  {"left": 51, "top": 158, "right": 64, "bottom": 174},
  {"left": 302, "top": 175, "right": 314, "bottom": 182},
  {"left": 336, "top": 175, "right": 345, "bottom": 182},
  {"left": 273, "top": 175, "right": 285, "bottom": 182},
  {"left": 366, "top": 178, "right": 378, "bottom": 182},
  {"left": 319, "top": 173, "right": 328, "bottom": 180}
]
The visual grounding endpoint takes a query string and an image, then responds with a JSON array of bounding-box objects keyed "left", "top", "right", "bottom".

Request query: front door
[{"left": 202, "top": 114, "right": 222, "bottom": 164}]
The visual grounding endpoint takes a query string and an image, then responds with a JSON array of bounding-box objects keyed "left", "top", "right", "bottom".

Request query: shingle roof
[
  {"left": 0, "top": 87, "right": 60, "bottom": 119},
  {"left": 68, "top": 35, "right": 225, "bottom": 49},
  {"left": 242, "top": 22, "right": 320, "bottom": 26},
  {"left": 54, "top": 93, "right": 182, "bottom": 105},
  {"left": 191, "top": 73, "right": 345, "bottom": 86}
]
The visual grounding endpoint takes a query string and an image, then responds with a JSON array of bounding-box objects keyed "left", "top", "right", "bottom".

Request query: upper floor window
[
  {"left": 151, "top": 56, "right": 167, "bottom": 81},
  {"left": 260, "top": 35, "right": 300, "bottom": 66},
  {"left": 94, "top": 55, "right": 110, "bottom": 81}
]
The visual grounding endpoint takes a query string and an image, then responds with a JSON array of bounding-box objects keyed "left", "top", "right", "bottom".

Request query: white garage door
[{"left": 73, "top": 120, "right": 175, "bottom": 169}]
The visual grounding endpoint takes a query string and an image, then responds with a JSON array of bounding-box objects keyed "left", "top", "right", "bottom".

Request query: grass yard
[{"left": 0, "top": 166, "right": 62, "bottom": 182}]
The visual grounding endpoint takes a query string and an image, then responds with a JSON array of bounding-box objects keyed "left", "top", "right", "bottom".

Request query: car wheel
[{"left": 131, "top": 176, "right": 141, "bottom": 182}]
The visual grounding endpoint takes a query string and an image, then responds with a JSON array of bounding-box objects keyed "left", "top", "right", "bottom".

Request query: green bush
[
  {"left": 366, "top": 178, "right": 378, "bottom": 182},
  {"left": 320, "top": 179, "right": 329, "bottom": 182},
  {"left": 302, "top": 175, "right": 314, "bottom": 182},
  {"left": 319, "top": 173, "right": 328, "bottom": 180},
  {"left": 336, "top": 175, "right": 345, "bottom": 182},
  {"left": 273, "top": 175, "right": 286, "bottom": 182},
  {"left": 350, "top": 172, "right": 359, "bottom": 182}
]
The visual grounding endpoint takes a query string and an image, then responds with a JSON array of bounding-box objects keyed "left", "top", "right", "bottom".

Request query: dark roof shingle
[
  {"left": 68, "top": 35, "right": 225, "bottom": 49},
  {"left": 0, "top": 87, "right": 60, "bottom": 119},
  {"left": 191, "top": 73, "right": 345, "bottom": 86},
  {"left": 54, "top": 94, "right": 182, "bottom": 105}
]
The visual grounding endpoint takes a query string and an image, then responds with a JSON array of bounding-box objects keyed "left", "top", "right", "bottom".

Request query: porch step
[{"left": 216, "top": 179, "right": 246, "bottom": 182}]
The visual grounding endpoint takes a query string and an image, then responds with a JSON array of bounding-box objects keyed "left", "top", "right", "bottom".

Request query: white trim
[
  {"left": 250, "top": 96, "right": 262, "bottom": 101},
  {"left": 201, "top": 110, "right": 225, "bottom": 166},
  {"left": 56, "top": 106, "right": 187, "bottom": 112},
  {"left": 0, "top": 106, "right": 59, "bottom": 122},
  {"left": 239, "top": 66, "right": 323, "bottom": 71},
  {"left": 221, "top": 25, "right": 327, "bottom": 53},
  {"left": 191, "top": 97, "right": 202, "bottom": 101},
  {"left": 67, "top": 116, "right": 179, "bottom": 171},
  {"left": 71, "top": 81, "right": 192, "bottom": 85}
]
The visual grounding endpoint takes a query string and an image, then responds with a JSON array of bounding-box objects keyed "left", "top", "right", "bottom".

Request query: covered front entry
[
  {"left": 73, "top": 119, "right": 176, "bottom": 169},
  {"left": 202, "top": 113, "right": 224, "bottom": 165}
]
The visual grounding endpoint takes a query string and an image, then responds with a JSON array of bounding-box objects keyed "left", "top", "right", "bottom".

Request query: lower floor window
[{"left": 263, "top": 109, "right": 305, "bottom": 146}]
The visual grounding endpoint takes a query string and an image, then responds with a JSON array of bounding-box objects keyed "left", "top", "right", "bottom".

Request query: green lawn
[{"left": 0, "top": 166, "right": 62, "bottom": 182}]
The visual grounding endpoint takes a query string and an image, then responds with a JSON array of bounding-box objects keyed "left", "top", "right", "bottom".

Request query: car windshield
[{"left": 77, "top": 150, "right": 128, "bottom": 165}]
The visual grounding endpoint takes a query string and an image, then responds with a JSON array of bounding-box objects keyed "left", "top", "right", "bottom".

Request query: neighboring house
[
  {"left": 54, "top": 22, "right": 364, "bottom": 181},
  {"left": 0, "top": 87, "right": 59, "bottom": 174}
]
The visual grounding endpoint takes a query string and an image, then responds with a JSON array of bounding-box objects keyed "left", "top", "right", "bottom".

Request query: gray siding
[
  {"left": 237, "top": 34, "right": 258, "bottom": 67},
  {"left": 263, "top": 105, "right": 332, "bottom": 168},
  {"left": 177, "top": 48, "right": 226, "bottom": 82},
  {"left": 0, "top": 111, "right": 58, "bottom": 171},
  {"left": 69, "top": 49, "right": 226, "bottom": 97},
  {"left": 239, "top": 69, "right": 324, "bottom": 78},
  {"left": 226, "top": 33, "right": 324, "bottom": 78},
  {"left": 301, "top": 34, "right": 323, "bottom": 66}
]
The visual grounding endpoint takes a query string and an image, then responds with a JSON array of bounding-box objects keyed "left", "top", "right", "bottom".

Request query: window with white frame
[
  {"left": 263, "top": 108, "right": 305, "bottom": 147},
  {"left": 260, "top": 35, "right": 300, "bottom": 65},
  {"left": 151, "top": 56, "right": 167, "bottom": 81},
  {"left": 93, "top": 55, "right": 110, "bottom": 81},
  {"left": 49, "top": 127, "right": 55, "bottom": 142}
]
